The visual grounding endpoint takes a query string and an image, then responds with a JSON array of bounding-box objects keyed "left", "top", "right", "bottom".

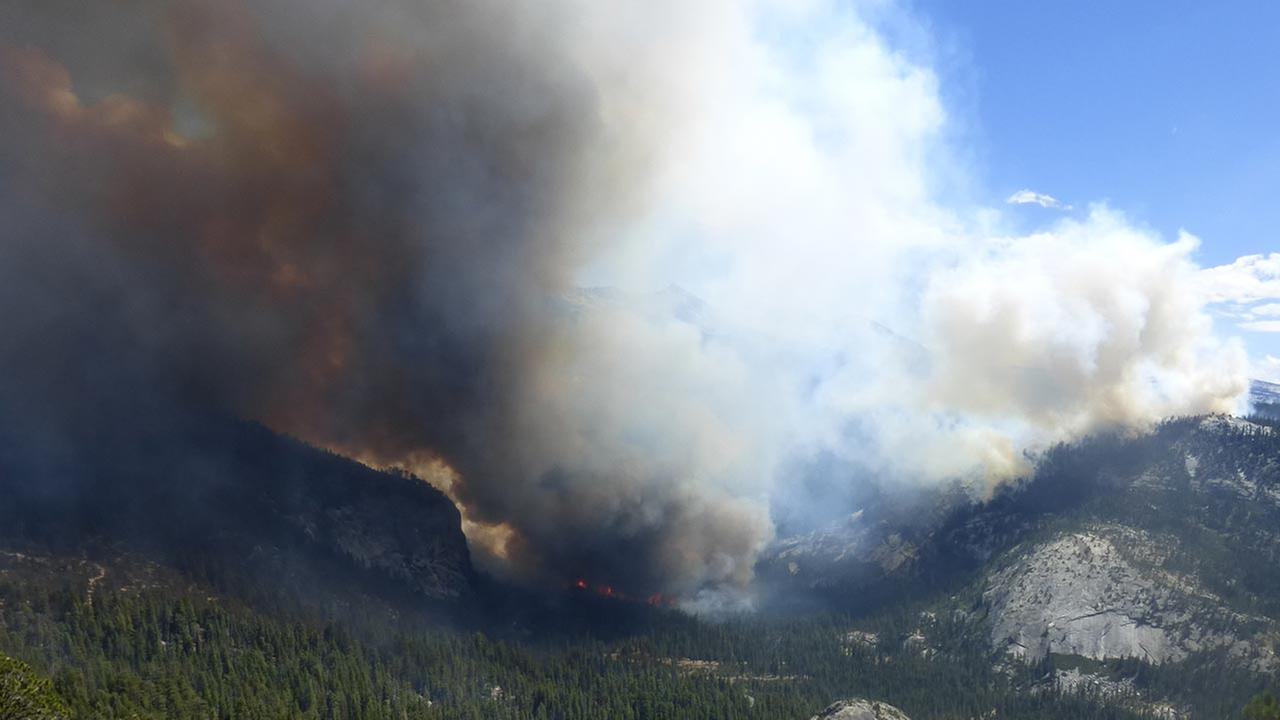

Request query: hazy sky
[{"left": 905, "top": 0, "right": 1280, "bottom": 376}]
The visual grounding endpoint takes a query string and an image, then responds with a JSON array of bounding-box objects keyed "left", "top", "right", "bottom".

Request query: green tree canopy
[
  {"left": 1245, "top": 691, "right": 1280, "bottom": 720},
  {"left": 0, "top": 653, "right": 66, "bottom": 720}
]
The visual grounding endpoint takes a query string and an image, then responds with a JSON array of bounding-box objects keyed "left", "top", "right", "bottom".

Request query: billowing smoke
[
  {"left": 924, "top": 219, "right": 1247, "bottom": 435},
  {"left": 0, "top": 0, "right": 1248, "bottom": 599}
]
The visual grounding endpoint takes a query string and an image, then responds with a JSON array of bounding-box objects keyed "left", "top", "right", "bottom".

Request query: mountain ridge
[
  {"left": 0, "top": 413, "right": 477, "bottom": 615},
  {"left": 1252, "top": 379, "right": 1280, "bottom": 418},
  {"left": 2, "top": 411, "right": 1278, "bottom": 718}
]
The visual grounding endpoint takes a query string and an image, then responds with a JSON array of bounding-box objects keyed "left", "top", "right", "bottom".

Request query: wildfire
[{"left": 569, "top": 578, "right": 675, "bottom": 606}]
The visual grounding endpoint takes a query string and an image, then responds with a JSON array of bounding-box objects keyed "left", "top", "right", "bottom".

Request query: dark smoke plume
[{"left": 0, "top": 0, "right": 735, "bottom": 595}]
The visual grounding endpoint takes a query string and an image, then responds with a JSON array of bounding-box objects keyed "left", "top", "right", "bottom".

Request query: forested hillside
[
  {"left": 0, "top": 554, "right": 1162, "bottom": 720},
  {"left": 1, "top": 416, "right": 1278, "bottom": 718}
]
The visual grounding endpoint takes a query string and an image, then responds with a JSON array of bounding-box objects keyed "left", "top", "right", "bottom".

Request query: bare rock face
[
  {"left": 986, "top": 530, "right": 1178, "bottom": 662},
  {"left": 984, "top": 526, "right": 1272, "bottom": 666},
  {"left": 295, "top": 476, "right": 476, "bottom": 601},
  {"left": 811, "top": 698, "right": 911, "bottom": 720},
  {"left": 234, "top": 427, "right": 478, "bottom": 603},
  {"left": 0, "top": 414, "right": 478, "bottom": 606}
]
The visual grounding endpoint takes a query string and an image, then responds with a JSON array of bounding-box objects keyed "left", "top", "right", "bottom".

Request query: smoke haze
[{"left": 0, "top": 0, "right": 1248, "bottom": 600}]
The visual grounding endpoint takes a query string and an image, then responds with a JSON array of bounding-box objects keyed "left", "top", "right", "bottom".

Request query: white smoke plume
[{"left": 512, "top": 0, "right": 1248, "bottom": 588}]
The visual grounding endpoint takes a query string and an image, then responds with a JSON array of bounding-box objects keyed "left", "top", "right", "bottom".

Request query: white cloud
[
  {"left": 1257, "top": 355, "right": 1280, "bottom": 383},
  {"left": 1006, "top": 189, "right": 1072, "bottom": 210},
  {"left": 1239, "top": 320, "right": 1280, "bottom": 333},
  {"left": 1199, "top": 254, "right": 1280, "bottom": 336},
  {"left": 1199, "top": 252, "right": 1280, "bottom": 304}
]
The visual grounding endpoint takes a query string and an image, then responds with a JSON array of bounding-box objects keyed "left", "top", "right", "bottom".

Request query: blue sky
[{"left": 904, "top": 1, "right": 1280, "bottom": 373}]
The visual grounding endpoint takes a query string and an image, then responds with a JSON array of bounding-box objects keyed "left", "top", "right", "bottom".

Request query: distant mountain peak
[{"left": 1250, "top": 379, "right": 1280, "bottom": 418}]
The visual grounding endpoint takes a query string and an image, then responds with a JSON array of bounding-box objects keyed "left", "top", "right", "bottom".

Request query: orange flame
[{"left": 568, "top": 577, "right": 676, "bottom": 606}]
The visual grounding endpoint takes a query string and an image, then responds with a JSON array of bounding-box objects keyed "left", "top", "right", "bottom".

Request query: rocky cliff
[
  {"left": 768, "top": 415, "right": 1280, "bottom": 680},
  {"left": 976, "top": 416, "right": 1280, "bottom": 670},
  {"left": 0, "top": 414, "right": 476, "bottom": 606},
  {"left": 984, "top": 526, "right": 1276, "bottom": 668},
  {"left": 810, "top": 698, "right": 911, "bottom": 720}
]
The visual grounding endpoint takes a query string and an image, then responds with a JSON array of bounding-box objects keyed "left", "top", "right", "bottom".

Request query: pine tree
[
  {"left": 0, "top": 653, "right": 67, "bottom": 720},
  {"left": 1245, "top": 691, "right": 1280, "bottom": 720}
]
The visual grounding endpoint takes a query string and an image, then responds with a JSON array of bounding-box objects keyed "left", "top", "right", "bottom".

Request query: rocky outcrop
[
  {"left": 984, "top": 526, "right": 1272, "bottom": 666},
  {"left": 0, "top": 414, "right": 477, "bottom": 605},
  {"left": 207, "top": 422, "right": 478, "bottom": 603},
  {"left": 760, "top": 502, "right": 942, "bottom": 604},
  {"left": 768, "top": 511, "right": 880, "bottom": 583},
  {"left": 810, "top": 698, "right": 911, "bottom": 720},
  {"left": 285, "top": 471, "right": 475, "bottom": 601}
]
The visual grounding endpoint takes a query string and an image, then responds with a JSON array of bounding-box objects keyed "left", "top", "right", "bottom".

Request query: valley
[
  {"left": 1, "top": 411, "right": 1278, "bottom": 718},
  {"left": 5, "top": 2, "right": 1280, "bottom": 717}
]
